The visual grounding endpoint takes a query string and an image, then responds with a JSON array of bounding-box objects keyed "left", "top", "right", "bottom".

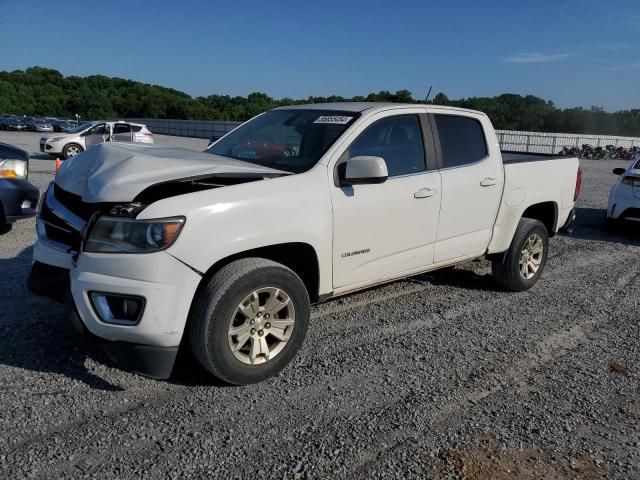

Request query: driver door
[
  {"left": 331, "top": 113, "right": 442, "bottom": 289},
  {"left": 84, "top": 123, "right": 110, "bottom": 148}
]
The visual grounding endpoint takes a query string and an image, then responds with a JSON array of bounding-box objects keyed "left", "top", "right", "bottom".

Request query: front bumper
[
  {"left": 40, "top": 139, "right": 63, "bottom": 154},
  {"left": 0, "top": 179, "right": 39, "bottom": 223},
  {"left": 29, "top": 244, "right": 202, "bottom": 378},
  {"left": 70, "top": 250, "right": 201, "bottom": 347}
]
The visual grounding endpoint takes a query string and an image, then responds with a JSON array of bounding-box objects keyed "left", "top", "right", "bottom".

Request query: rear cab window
[{"left": 435, "top": 114, "right": 488, "bottom": 168}]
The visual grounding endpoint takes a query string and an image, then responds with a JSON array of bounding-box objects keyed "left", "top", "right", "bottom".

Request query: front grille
[
  {"left": 41, "top": 185, "right": 116, "bottom": 251},
  {"left": 40, "top": 201, "right": 83, "bottom": 250},
  {"left": 53, "top": 184, "right": 100, "bottom": 221}
]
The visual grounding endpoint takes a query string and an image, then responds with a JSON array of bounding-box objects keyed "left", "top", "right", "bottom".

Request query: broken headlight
[{"left": 84, "top": 216, "right": 185, "bottom": 253}]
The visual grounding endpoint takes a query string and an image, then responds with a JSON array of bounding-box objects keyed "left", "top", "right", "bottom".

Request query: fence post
[
  {"left": 526, "top": 135, "right": 530, "bottom": 152},
  {"left": 551, "top": 136, "right": 557, "bottom": 154}
]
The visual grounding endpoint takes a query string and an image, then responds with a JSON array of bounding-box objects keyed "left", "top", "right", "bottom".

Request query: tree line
[{"left": 1, "top": 67, "right": 639, "bottom": 136}]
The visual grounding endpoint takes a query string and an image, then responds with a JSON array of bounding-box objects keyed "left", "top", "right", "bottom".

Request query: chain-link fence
[
  {"left": 126, "top": 118, "right": 640, "bottom": 155},
  {"left": 496, "top": 130, "right": 640, "bottom": 154},
  {"left": 124, "top": 118, "right": 242, "bottom": 140}
]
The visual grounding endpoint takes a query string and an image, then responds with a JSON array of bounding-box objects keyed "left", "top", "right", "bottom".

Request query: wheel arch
[
  {"left": 196, "top": 242, "right": 321, "bottom": 303},
  {"left": 521, "top": 201, "right": 558, "bottom": 237}
]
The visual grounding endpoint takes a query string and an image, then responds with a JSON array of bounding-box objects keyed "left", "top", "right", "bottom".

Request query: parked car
[
  {"left": 0, "top": 143, "right": 39, "bottom": 230},
  {"left": 25, "top": 117, "right": 53, "bottom": 132},
  {"left": 40, "top": 121, "right": 154, "bottom": 159},
  {"left": 28, "top": 103, "right": 581, "bottom": 383},
  {"left": 0, "top": 116, "right": 16, "bottom": 130},
  {"left": 52, "top": 119, "right": 77, "bottom": 133},
  {"left": 606, "top": 156, "right": 640, "bottom": 226},
  {"left": 33, "top": 119, "right": 54, "bottom": 132},
  {"left": 3, "top": 118, "right": 27, "bottom": 131}
]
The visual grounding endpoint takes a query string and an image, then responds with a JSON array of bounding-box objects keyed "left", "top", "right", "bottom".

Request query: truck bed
[{"left": 502, "top": 151, "right": 573, "bottom": 164}]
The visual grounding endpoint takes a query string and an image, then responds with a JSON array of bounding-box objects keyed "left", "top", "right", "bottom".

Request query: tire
[
  {"left": 492, "top": 218, "right": 549, "bottom": 292},
  {"left": 188, "top": 258, "right": 310, "bottom": 385},
  {"left": 0, "top": 205, "right": 10, "bottom": 234},
  {"left": 603, "top": 217, "right": 619, "bottom": 232},
  {"left": 62, "top": 143, "right": 83, "bottom": 159}
]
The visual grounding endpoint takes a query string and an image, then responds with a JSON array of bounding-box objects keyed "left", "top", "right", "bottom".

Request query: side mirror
[
  {"left": 612, "top": 167, "right": 626, "bottom": 175},
  {"left": 342, "top": 156, "right": 388, "bottom": 185}
]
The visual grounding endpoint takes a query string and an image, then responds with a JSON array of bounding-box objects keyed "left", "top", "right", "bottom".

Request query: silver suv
[{"left": 40, "top": 121, "right": 154, "bottom": 159}]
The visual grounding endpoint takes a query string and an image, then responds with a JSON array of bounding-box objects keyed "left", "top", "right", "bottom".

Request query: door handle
[
  {"left": 480, "top": 177, "right": 497, "bottom": 187},
  {"left": 414, "top": 187, "right": 437, "bottom": 199}
]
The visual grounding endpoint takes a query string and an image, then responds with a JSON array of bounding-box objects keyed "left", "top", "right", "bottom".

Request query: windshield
[
  {"left": 67, "top": 122, "right": 94, "bottom": 134},
  {"left": 206, "top": 109, "right": 360, "bottom": 173}
]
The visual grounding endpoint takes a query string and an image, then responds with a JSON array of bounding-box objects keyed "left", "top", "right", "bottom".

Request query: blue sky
[{"left": 1, "top": 0, "right": 639, "bottom": 111}]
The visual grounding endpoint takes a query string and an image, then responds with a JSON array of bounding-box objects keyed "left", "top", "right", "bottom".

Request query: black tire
[
  {"left": 492, "top": 218, "right": 549, "bottom": 292},
  {"left": 0, "top": 205, "right": 10, "bottom": 234},
  {"left": 603, "top": 217, "right": 619, "bottom": 232},
  {"left": 62, "top": 143, "right": 83, "bottom": 159},
  {"left": 188, "top": 258, "right": 310, "bottom": 385}
]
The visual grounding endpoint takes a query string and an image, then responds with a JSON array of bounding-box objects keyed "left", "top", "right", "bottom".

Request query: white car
[
  {"left": 40, "top": 121, "right": 153, "bottom": 159},
  {"left": 28, "top": 103, "right": 580, "bottom": 384},
  {"left": 606, "top": 156, "right": 640, "bottom": 224}
]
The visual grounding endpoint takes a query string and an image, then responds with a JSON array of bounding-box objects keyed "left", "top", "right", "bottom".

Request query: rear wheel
[
  {"left": 603, "top": 217, "right": 619, "bottom": 231},
  {"left": 62, "top": 143, "right": 83, "bottom": 159},
  {"left": 0, "top": 205, "right": 10, "bottom": 234},
  {"left": 492, "top": 218, "right": 549, "bottom": 291},
  {"left": 188, "top": 258, "right": 310, "bottom": 385}
]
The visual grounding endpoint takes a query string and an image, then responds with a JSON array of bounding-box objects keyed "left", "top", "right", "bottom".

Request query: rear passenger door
[
  {"left": 433, "top": 113, "right": 503, "bottom": 263},
  {"left": 111, "top": 123, "right": 133, "bottom": 143}
]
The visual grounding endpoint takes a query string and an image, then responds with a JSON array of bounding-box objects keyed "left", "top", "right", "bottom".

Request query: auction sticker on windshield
[{"left": 314, "top": 115, "right": 353, "bottom": 125}]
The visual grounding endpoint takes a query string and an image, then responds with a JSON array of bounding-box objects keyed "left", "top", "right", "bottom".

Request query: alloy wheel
[
  {"left": 519, "top": 233, "right": 544, "bottom": 279},
  {"left": 227, "top": 287, "right": 295, "bottom": 365}
]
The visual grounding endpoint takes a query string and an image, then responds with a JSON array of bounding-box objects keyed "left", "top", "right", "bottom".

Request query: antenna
[{"left": 425, "top": 86, "right": 433, "bottom": 103}]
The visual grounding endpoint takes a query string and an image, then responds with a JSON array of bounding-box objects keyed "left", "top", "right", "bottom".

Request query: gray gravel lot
[{"left": 0, "top": 131, "right": 639, "bottom": 479}]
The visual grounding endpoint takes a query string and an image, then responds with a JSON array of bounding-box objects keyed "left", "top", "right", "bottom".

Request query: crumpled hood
[{"left": 55, "top": 143, "right": 288, "bottom": 203}]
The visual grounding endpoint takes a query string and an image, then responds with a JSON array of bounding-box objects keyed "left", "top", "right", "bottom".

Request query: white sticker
[{"left": 313, "top": 115, "right": 353, "bottom": 125}]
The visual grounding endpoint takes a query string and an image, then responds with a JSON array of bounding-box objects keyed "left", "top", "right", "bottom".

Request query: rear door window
[{"left": 435, "top": 115, "right": 488, "bottom": 168}]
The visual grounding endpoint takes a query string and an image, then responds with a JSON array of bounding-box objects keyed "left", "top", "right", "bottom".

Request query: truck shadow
[
  {"left": 0, "top": 245, "right": 124, "bottom": 392},
  {"left": 563, "top": 207, "right": 640, "bottom": 246},
  {"left": 414, "top": 264, "right": 503, "bottom": 292}
]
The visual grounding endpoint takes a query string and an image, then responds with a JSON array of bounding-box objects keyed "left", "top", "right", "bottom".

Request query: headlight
[
  {"left": 0, "top": 159, "right": 27, "bottom": 179},
  {"left": 48, "top": 137, "right": 66, "bottom": 142},
  {"left": 84, "top": 216, "right": 185, "bottom": 253}
]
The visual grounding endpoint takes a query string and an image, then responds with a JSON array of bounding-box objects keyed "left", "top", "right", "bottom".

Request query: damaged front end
[{"left": 29, "top": 171, "right": 277, "bottom": 302}]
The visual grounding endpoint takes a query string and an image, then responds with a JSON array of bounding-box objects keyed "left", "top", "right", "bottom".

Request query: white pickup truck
[{"left": 28, "top": 103, "right": 581, "bottom": 384}]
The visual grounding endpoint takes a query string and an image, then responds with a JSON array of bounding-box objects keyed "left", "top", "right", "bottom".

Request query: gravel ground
[{"left": 0, "top": 132, "right": 639, "bottom": 479}]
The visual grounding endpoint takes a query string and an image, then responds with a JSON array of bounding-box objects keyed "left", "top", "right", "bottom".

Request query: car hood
[
  {"left": 44, "top": 132, "right": 73, "bottom": 140},
  {"left": 55, "top": 142, "right": 290, "bottom": 203}
]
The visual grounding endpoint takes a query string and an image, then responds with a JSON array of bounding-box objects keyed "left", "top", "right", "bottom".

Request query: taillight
[
  {"left": 621, "top": 176, "right": 640, "bottom": 186},
  {"left": 574, "top": 168, "right": 582, "bottom": 201}
]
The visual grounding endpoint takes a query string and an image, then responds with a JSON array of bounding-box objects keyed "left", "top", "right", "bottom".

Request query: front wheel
[
  {"left": 492, "top": 218, "right": 549, "bottom": 291},
  {"left": 62, "top": 143, "right": 83, "bottom": 159},
  {"left": 188, "top": 258, "right": 310, "bottom": 385}
]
